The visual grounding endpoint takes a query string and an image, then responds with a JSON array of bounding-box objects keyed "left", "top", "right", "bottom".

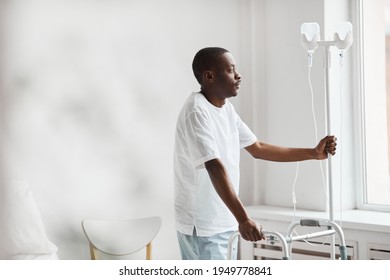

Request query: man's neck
[{"left": 200, "top": 89, "right": 226, "bottom": 108}]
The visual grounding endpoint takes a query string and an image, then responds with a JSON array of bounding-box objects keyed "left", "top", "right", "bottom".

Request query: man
[{"left": 173, "top": 47, "right": 336, "bottom": 260}]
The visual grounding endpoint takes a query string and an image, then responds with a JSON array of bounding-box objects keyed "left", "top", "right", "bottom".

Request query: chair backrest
[{"left": 81, "top": 216, "right": 161, "bottom": 260}]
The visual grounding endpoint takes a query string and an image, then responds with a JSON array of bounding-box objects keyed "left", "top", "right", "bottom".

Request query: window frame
[{"left": 354, "top": 0, "right": 390, "bottom": 212}]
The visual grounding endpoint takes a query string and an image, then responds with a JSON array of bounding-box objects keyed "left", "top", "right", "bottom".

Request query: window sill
[{"left": 245, "top": 205, "right": 390, "bottom": 234}]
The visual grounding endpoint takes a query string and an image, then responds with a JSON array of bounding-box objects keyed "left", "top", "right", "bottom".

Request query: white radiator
[{"left": 368, "top": 243, "right": 390, "bottom": 260}]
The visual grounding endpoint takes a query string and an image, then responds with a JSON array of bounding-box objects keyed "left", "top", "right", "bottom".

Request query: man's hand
[
  {"left": 238, "top": 219, "right": 265, "bottom": 242},
  {"left": 315, "top": 135, "right": 337, "bottom": 159}
]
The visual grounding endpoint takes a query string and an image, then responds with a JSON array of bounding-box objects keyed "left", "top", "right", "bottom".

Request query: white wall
[
  {"left": 0, "top": 0, "right": 252, "bottom": 259},
  {"left": 258, "top": 0, "right": 328, "bottom": 210}
]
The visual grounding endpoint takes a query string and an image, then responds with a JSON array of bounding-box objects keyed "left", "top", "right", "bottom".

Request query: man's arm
[
  {"left": 204, "top": 158, "right": 263, "bottom": 242},
  {"left": 245, "top": 135, "right": 337, "bottom": 161}
]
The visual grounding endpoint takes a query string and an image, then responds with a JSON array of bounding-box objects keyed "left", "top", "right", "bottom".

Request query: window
[
  {"left": 357, "top": 0, "right": 390, "bottom": 209},
  {"left": 386, "top": 1, "right": 390, "bottom": 177}
]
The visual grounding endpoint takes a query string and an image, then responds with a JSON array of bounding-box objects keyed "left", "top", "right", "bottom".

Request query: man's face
[{"left": 212, "top": 52, "right": 242, "bottom": 98}]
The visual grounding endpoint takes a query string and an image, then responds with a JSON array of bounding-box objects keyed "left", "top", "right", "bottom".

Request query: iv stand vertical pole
[{"left": 324, "top": 45, "right": 336, "bottom": 260}]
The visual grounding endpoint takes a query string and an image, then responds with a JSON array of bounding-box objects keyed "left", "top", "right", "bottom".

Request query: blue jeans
[{"left": 176, "top": 227, "right": 238, "bottom": 260}]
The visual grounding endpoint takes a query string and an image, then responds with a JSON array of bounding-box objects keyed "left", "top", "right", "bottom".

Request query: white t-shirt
[{"left": 174, "top": 92, "right": 257, "bottom": 236}]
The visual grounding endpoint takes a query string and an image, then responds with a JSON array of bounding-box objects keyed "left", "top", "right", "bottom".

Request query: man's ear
[{"left": 203, "top": 71, "right": 214, "bottom": 82}]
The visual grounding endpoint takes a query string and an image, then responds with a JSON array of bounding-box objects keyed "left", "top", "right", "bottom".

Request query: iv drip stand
[
  {"left": 299, "top": 22, "right": 352, "bottom": 260},
  {"left": 323, "top": 44, "right": 336, "bottom": 259}
]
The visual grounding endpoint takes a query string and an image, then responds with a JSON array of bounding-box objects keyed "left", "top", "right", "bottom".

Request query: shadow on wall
[{"left": 0, "top": 0, "right": 180, "bottom": 260}]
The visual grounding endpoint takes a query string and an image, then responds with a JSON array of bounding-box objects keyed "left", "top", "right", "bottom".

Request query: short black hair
[{"left": 192, "top": 47, "right": 229, "bottom": 84}]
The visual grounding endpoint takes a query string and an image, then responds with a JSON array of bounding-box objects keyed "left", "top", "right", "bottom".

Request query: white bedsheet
[{"left": 2, "top": 180, "right": 59, "bottom": 260}]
